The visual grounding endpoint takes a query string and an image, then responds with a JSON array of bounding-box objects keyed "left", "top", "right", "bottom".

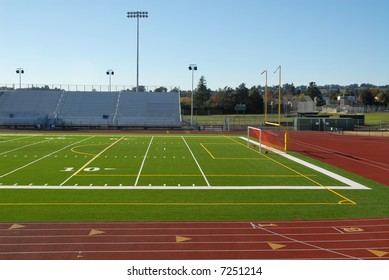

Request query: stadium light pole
[
  {"left": 127, "top": 11, "right": 148, "bottom": 93},
  {"left": 106, "top": 69, "right": 114, "bottom": 92},
  {"left": 16, "top": 68, "right": 24, "bottom": 89},
  {"left": 274, "top": 65, "right": 281, "bottom": 125},
  {"left": 188, "top": 64, "right": 197, "bottom": 126},
  {"left": 261, "top": 70, "right": 268, "bottom": 123}
]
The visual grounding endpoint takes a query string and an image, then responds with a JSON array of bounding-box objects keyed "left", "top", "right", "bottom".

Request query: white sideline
[
  {"left": 240, "top": 136, "right": 370, "bottom": 190},
  {"left": 0, "top": 185, "right": 368, "bottom": 190}
]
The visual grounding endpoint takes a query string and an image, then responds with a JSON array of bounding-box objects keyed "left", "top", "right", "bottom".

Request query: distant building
[{"left": 297, "top": 96, "right": 315, "bottom": 113}]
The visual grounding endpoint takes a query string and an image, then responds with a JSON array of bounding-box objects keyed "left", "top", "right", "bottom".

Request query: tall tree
[
  {"left": 306, "top": 82, "right": 325, "bottom": 106},
  {"left": 360, "top": 88, "right": 375, "bottom": 105},
  {"left": 154, "top": 86, "right": 167, "bottom": 92},
  {"left": 246, "top": 86, "right": 263, "bottom": 114},
  {"left": 234, "top": 83, "right": 249, "bottom": 105},
  {"left": 193, "top": 76, "right": 211, "bottom": 109},
  {"left": 216, "top": 87, "right": 235, "bottom": 113}
]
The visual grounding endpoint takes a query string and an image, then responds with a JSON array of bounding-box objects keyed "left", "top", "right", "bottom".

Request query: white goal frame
[{"left": 247, "top": 126, "right": 262, "bottom": 154}]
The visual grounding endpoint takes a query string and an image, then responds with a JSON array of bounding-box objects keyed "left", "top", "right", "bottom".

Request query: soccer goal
[
  {"left": 247, "top": 126, "right": 289, "bottom": 153},
  {"left": 247, "top": 126, "right": 262, "bottom": 153}
]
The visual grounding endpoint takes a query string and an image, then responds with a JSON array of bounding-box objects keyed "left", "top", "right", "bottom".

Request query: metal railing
[{"left": 0, "top": 83, "right": 180, "bottom": 93}]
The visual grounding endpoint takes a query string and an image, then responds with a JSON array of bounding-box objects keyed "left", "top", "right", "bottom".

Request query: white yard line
[
  {"left": 60, "top": 136, "right": 124, "bottom": 186},
  {"left": 0, "top": 136, "right": 95, "bottom": 180},
  {"left": 181, "top": 136, "right": 211, "bottom": 187},
  {"left": 0, "top": 135, "right": 38, "bottom": 144},
  {"left": 0, "top": 139, "right": 51, "bottom": 155},
  {"left": 240, "top": 136, "right": 370, "bottom": 190},
  {"left": 134, "top": 136, "right": 154, "bottom": 187}
]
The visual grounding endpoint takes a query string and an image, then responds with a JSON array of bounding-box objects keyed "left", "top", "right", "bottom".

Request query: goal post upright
[
  {"left": 263, "top": 65, "right": 282, "bottom": 127},
  {"left": 260, "top": 65, "right": 289, "bottom": 153}
]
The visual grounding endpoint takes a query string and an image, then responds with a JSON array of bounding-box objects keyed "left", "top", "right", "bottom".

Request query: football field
[{"left": 0, "top": 132, "right": 387, "bottom": 222}]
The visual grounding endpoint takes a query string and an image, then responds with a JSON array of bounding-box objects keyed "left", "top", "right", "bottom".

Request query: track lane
[
  {"left": 289, "top": 132, "right": 389, "bottom": 186},
  {"left": 0, "top": 218, "right": 388, "bottom": 260}
]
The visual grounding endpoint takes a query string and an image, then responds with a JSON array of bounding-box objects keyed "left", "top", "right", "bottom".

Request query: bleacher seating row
[{"left": 0, "top": 90, "right": 182, "bottom": 129}]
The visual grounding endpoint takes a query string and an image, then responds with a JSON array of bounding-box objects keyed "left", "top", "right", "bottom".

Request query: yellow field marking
[
  {"left": 143, "top": 174, "right": 200, "bottom": 177},
  {"left": 207, "top": 174, "right": 317, "bottom": 177},
  {"left": 201, "top": 143, "right": 238, "bottom": 145},
  {"left": 342, "top": 227, "right": 364, "bottom": 233},
  {"left": 8, "top": 224, "right": 26, "bottom": 230},
  {"left": 75, "top": 174, "right": 201, "bottom": 177},
  {"left": 224, "top": 136, "right": 356, "bottom": 205},
  {"left": 176, "top": 236, "right": 192, "bottom": 243},
  {"left": 268, "top": 242, "right": 286, "bottom": 250},
  {"left": 89, "top": 229, "right": 105, "bottom": 236},
  {"left": 0, "top": 201, "right": 351, "bottom": 206},
  {"left": 75, "top": 173, "right": 316, "bottom": 178},
  {"left": 71, "top": 144, "right": 107, "bottom": 156},
  {"left": 75, "top": 174, "right": 137, "bottom": 177},
  {"left": 368, "top": 249, "right": 389, "bottom": 258},
  {"left": 200, "top": 142, "right": 267, "bottom": 160},
  {"left": 60, "top": 137, "right": 124, "bottom": 186},
  {"left": 200, "top": 143, "right": 215, "bottom": 159},
  {"left": 214, "top": 158, "right": 267, "bottom": 160}
]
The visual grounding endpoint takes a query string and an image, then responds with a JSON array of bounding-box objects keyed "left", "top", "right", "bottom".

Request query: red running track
[
  {"left": 289, "top": 132, "right": 389, "bottom": 186},
  {"left": 0, "top": 218, "right": 388, "bottom": 260}
]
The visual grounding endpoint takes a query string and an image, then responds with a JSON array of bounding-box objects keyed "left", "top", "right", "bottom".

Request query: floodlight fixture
[
  {"left": 127, "top": 11, "right": 148, "bottom": 18},
  {"left": 106, "top": 69, "right": 114, "bottom": 92},
  {"left": 188, "top": 64, "right": 198, "bottom": 126},
  {"left": 16, "top": 68, "right": 24, "bottom": 89},
  {"left": 127, "top": 11, "right": 149, "bottom": 92}
]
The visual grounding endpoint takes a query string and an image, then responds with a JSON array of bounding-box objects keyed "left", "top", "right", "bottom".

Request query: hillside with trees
[{"left": 180, "top": 77, "right": 389, "bottom": 114}]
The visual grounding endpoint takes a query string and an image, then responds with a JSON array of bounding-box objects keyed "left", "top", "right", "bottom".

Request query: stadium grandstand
[{"left": 0, "top": 90, "right": 182, "bottom": 129}]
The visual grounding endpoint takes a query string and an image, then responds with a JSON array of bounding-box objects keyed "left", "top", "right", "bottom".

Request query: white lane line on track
[
  {"left": 251, "top": 223, "right": 362, "bottom": 260},
  {"left": 290, "top": 138, "right": 389, "bottom": 171},
  {"left": 1, "top": 238, "right": 389, "bottom": 247},
  {"left": 1, "top": 217, "right": 389, "bottom": 225}
]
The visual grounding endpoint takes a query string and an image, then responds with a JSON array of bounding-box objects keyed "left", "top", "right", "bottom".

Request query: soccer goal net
[
  {"left": 247, "top": 126, "right": 262, "bottom": 153},
  {"left": 247, "top": 126, "right": 289, "bottom": 153}
]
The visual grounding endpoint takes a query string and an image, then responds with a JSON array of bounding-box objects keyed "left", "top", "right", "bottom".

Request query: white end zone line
[{"left": 240, "top": 136, "right": 370, "bottom": 190}]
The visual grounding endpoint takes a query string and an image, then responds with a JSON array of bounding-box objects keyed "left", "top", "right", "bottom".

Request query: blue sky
[{"left": 1, "top": 0, "right": 388, "bottom": 90}]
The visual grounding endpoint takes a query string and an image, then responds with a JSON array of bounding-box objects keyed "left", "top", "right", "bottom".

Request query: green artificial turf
[{"left": 0, "top": 132, "right": 388, "bottom": 222}]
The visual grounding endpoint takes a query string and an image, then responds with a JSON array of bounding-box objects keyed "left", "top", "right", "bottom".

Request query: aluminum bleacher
[
  {"left": 0, "top": 90, "right": 182, "bottom": 129},
  {"left": 57, "top": 92, "right": 118, "bottom": 127},
  {"left": 0, "top": 90, "right": 61, "bottom": 127},
  {"left": 116, "top": 92, "right": 181, "bottom": 127}
]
